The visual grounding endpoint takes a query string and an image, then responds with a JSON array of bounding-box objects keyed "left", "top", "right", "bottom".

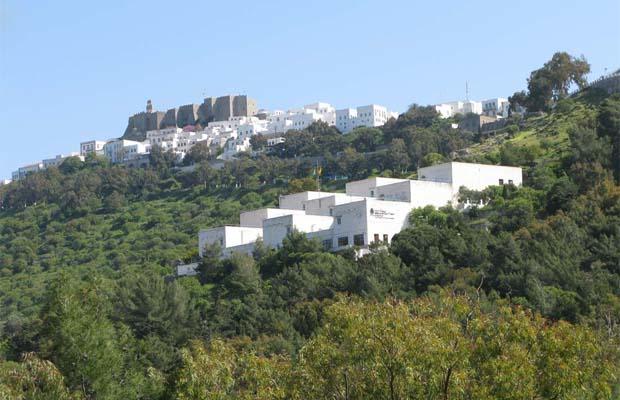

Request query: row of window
[
  {"left": 498, "top": 179, "right": 514, "bottom": 185},
  {"left": 323, "top": 232, "right": 390, "bottom": 250}
]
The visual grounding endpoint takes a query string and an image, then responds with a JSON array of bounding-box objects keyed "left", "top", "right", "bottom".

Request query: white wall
[
  {"left": 263, "top": 214, "right": 334, "bottom": 248},
  {"left": 329, "top": 198, "right": 412, "bottom": 249},
  {"left": 330, "top": 200, "right": 368, "bottom": 249},
  {"left": 240, "top": 208, "right": 305, "bottom": 228},
  {"left": 449, "top": 162, "right": 522, "bottom": 191},
  {"left": 418, "top": 162, "right": 523, "bottom": 192},
  {"left": 335, "top": 104, "right": 395, "bottom": 133},
  {"left": 345, "top": 177, "right": 408, "bottom": 197},
  {"left": 364, "top": 198, "right": 412, "bottom": 245},
  {"left": 104, "top": 140, "right": 145, "bottom": 163},
  {"left": 462, "top": 101, "right": 482, "bottom": 115},
  {"left": 418, "top": 163, "right": 453, "bottom": 183},
  {"left": 336, "top": 108, "right": 357, "bottom": 133},
  {"left": 278, "top": 191, "right": 337, "bottom": 210},
  {"left": 222, "top": 242, "right": 257, "bottom": 258},
  {"left": 42, "top": 153, "right": 82, "bottom": 168},
  {"left": 376, "top": 180, "right": 454, "bottom": 208},
  {"left": 80, "top": 140, "right": 106, "bottom": 156},
  {"left": 303, "top": 194, "right": 365, "bottom": 216},
  {"left": 198, "top": 226, "right": 262, "bottom": 257},
  {"left": 482, "top": 98, "right": 509, "bottom": 117}
]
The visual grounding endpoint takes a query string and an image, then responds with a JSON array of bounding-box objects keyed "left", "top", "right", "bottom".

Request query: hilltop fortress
[{"left": 123, "top": 95, "right": 257, "bottom": 140}]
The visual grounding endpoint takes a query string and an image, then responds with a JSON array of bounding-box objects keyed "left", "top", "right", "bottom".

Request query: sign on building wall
[{"left": 370, "top": 208, "right": 395, "bottom": 220}]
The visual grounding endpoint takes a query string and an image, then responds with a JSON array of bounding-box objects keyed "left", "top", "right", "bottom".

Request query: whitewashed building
[
  {"left": 80, "top": 140, "right": 106, "bottom": 156},
  {"left": 146, "top": 127, "right": 212, "bottom": 156},
  {"left": 435, "top": 98, "right": 513, "bottom": 119},
  {"left": 219, "top": 136, "right": 251, "bottom": 160},
  {"left": 103, "top": 139, "right": 149, "bottom": 163},
  {"left": 42, "top": 152, "right": 84, "bottom": 169},
  {"left": 151, "top": 102, "right": 400, "bottom": 160},
  {"left": 482, "top": 98, "right": 510, "bottom": 118},
  {"left": 435, "top": 100, "right": 483, "bottom": 118},
  {"left": 11, "top": 162, "right": 44, "bottom": 181},
  {"left": 264, "top": 110, "right": 293, "bottom": 134},
  {"left": 267, "top": 136, "right": 285, "bottom": 147},
  {"left": 198, "top": 162, "right": 523, "bottom": 258},
  {"left": 335, "top": 104, "right": 399, "bottom": 133}
]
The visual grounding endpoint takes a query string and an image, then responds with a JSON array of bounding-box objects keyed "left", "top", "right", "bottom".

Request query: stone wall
[
  {"left": 588, "top": 70, "right": 620, "bottom": 95},
  {"left": 122, "top": 95, "right": 258, "bottom": 139},
  {"left": 177, "top": 104, "right": 199, "bottom": 128},
  {"left": 123, "top": 110, "right": 165, "bottom": 140}
]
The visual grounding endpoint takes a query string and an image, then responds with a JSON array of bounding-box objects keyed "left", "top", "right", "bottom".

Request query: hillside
[
  {"left": 1, "top": 86, "right": 619, "bottom": 397},
  {"left": 462, "top": 89, "right": 610, "bottom": 166}
]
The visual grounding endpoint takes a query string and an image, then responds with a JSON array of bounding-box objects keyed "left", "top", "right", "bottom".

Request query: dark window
[
  {"left": 337, "top": 216, "right": 342, "bottom": 225},
  {"left": 374, "top": 234, "right": 380, "bottom": 243},
  {"left": 383, "top": 234, "right": 389, "bottom": 243},
  {"left": 322, "top": 239, "right": 333, "bottom": 250},
  {"left": 329, "top": 208, "right": 333, "bottom": 216},
  {"left": 338, "top": 236, "right": 349, "bottom": 247},
  {"left": 370, "top": 190, "right": 374, "bottom": 197},
  {"left": 353, "top": 234, "right": 364, "bottom": 246},
  {"left": 499, "top": 179, "right": 504, "bottom": 185},
  {"left": 508, "top": 179, "right": 514, "bottom": 185}
]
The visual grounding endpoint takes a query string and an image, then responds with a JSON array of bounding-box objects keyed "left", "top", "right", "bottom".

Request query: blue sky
[{"left": 1, "top": 0, "right": 619, "bottom": 179}]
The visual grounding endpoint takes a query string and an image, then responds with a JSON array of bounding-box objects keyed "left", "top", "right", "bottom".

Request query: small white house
[
  {"left": 103, "top": 139, "right": 149, "bottom": 163},
  {"left": 80, "top": 140, "right": 107, "bottom": 156},
  {"left": 42, "top": 153, "right": 83, "bottom": 169},
  {"left": 482, "top": 98, "right": 510, "bottom": 118}
]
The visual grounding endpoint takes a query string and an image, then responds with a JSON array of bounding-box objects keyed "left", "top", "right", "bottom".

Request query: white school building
[{"left": 198, "top": 162, "right": 522, "bottom": 258}]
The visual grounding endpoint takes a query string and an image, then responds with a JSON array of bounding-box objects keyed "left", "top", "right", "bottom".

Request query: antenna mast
[{"left": 465, "top": 81, "right": 469, "bottom": 101}]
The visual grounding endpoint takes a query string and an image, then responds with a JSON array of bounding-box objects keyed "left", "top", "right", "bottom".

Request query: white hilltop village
[
  {"left": 4, "top": 92, "right": 518, "bottom": 184},
  {"left": 6, "top": 97, "right": 400, "bottom": 182}
]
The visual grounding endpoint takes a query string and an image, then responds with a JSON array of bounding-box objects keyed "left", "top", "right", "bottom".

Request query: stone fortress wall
[{"left": 123, "top": 95, "right": 257, "bottom": 139}]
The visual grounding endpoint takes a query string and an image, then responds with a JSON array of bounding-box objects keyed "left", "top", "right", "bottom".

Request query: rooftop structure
[{"left": 198, "top": 162, "right": 523, "bottom": 258}]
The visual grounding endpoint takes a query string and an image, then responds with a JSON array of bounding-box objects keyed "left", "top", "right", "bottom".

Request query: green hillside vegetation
[
  {"left": 465, "top": 90, "right": 607, "bottom": 166},
  {"left": 1, "top": 53, "right": 620, "bottom": 398}
]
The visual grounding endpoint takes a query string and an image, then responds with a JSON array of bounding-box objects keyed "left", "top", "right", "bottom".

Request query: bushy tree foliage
[
  {"left": 183, "top": 141, "right": 212, "bottom": 165},
  {"left": 598, "top": 95, "right": 620, "bottom": 182},
  {"left": 170, "top": 293, "right": 619, "bottom": 399},
  {"left": 296, "top": 294, "right": 617, "bottom": 400},
  {"left": 512, "top": 52, "right": 590, "bottom": 112}
]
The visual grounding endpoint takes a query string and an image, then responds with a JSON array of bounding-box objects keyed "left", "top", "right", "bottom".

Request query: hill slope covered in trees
[{"left": 1, "top": 54, "right": 620, "bottom": 398}]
